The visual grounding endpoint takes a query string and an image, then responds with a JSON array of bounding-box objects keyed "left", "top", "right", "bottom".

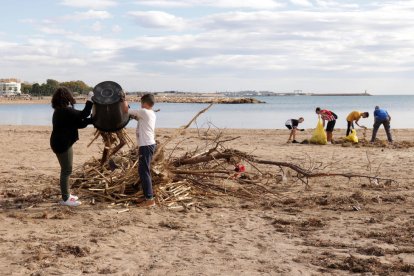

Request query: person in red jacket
[{"left": 315, "top": 107, "right": 338, "bottom": 143}]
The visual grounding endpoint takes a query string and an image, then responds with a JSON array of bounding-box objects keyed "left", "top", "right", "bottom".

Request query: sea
[{"left": 0, "top": 95, "right": 413, "bottom": 129}]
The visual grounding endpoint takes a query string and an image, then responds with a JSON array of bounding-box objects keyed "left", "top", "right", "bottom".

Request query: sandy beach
[
  {"left": 0, "top": 96, "right": 63, "bottom": 105},
  {"left": 0, "top": 126, "right": 413, "bottom": 275}
]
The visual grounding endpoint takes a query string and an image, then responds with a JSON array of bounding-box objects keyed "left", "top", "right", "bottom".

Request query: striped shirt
[{"left": 320, "top": 110, "right": 337, "bottom": 121}]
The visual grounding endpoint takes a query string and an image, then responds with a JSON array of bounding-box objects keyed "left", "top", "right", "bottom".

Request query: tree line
[{"left": 21, "top": 79, "right": 92, "bottom": 96}]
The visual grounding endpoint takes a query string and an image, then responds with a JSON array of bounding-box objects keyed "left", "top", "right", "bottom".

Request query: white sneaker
[
  {"left": 60, "top": 197, "right": 81, "bottom": 207},
  {"left": 69, "top": 194, "right": 79, "bottom": 200}
]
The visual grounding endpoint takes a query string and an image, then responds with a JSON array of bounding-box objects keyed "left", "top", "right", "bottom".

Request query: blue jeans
[{"left": 138, "top": 144, "right": 156, "bottom": 199}]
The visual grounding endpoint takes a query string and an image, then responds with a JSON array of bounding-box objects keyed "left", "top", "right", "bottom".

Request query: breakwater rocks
[{"left": 153, "top": 96, "right": 265, "bottom": 104}]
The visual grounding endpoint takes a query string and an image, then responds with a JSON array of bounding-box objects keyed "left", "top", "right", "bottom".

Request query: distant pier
[{"left": 310, "top": 92, "right": 372, "bottom": 96}]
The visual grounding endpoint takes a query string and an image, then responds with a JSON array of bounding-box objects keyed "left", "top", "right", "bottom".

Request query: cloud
[
  {"left": 173, "top": 54, "right": 287, "bottom": 71},
  {"left": 91, "top": 21, "right": 104, "bottom": 32},
  {"left": 24, "top": 3, "right": 414, "bottom": 80},
  {"left": 314, "top": 0, "right": 359, "bottom": 10},
  {"left": 60, "top": 0, "right": 117, "bottom": 9},
  {"left": 197, "top": 9, "right": 414, "bottom": 34},
  {"left": 117, "top": 5, "right": 414, "bottom": 81},
  {"left": 19, "top": 18, "right": 35, "bottom": 24},
  {"left": 38, "top": 27, "right": 70, "bottom": 35},
  {"left": 112, "top": 25, "right": 123, "bottom": 33},
  {"left": 135, "top": 0, "right": 283, "bottom": 9},
  {"left": 70, "top": 10, "right": 112, "bottom": 20},
  {"left": 0, "top": 38, "right": 86, "bottom": 67},
  {"left": 135, "top": 1, "right": 188, "bottom": 8},
  {"left": 290, "top": 0, "right": 313, "bottom": 7},
  {"left": 128, "top": 11, "right": 187, "bottom": 30},
  {"left": 0, "top": 41, "right": 18, "bottom": 48},
  {"left": 4, "top": 0, "right": 414, "bottom": 93}
]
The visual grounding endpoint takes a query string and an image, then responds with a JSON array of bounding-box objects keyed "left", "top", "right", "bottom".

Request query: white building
[{"left": 0, "top": 78, "right": 22, "bottom": 95}]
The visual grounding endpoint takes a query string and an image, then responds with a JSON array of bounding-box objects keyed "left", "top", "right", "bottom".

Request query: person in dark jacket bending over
[
  {"left": 371, "top": 106, "right": 393, "bottom": 143},
  {"left": 50, "top": 87, "right": 94, "bottom": 206}
]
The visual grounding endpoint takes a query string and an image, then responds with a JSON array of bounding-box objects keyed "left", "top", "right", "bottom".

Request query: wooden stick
[
  {"left": 170, "top": 169, "right": 230, "bottom": 175},
  {"left": 153, "top": 104, "right": 213, "bottom": 161},
  {"left": 117, "top": 209, "right": 130, "bottom": 214}
]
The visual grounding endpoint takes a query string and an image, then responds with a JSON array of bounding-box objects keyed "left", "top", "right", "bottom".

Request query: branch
[
  {"left": 172, "top": 150, "right": 397, "bottom": 185},
  {"left": 170, "top": 169, "right": 230, "bottom": 175},
  {"left": 251, "top": 158, "right": 397, "bottom": 184},
  {"left": 154, "top": 103, "right": 213, "bottom": 161},
  {"left": 182, "top": 103, "right": 213, "bottom": 129}
]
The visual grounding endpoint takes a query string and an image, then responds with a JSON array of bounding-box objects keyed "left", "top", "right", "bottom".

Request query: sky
[{"left": 1, "top": 0, "right": 414, "bottom": 94}]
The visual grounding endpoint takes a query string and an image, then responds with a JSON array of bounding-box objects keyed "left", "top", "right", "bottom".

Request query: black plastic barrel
[{"left": 91, "top": 81, "right": 129, "bottom": 132}]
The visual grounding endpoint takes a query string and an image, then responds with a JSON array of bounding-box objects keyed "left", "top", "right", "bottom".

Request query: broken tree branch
[{"left": 153, "top": 103, "right": 213, "bottom": 161}]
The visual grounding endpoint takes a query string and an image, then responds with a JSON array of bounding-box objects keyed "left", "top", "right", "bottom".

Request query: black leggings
[
  {"left": 56, "top": 147, "right": 73, "bottom": 201},
  {"left": 346, "top": 121, "right": 354, "bottom": 136}
]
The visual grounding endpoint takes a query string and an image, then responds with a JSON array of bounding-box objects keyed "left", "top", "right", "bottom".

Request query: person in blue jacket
[{"left": 371, "top": 106, "right": 393, "bottom": 143}]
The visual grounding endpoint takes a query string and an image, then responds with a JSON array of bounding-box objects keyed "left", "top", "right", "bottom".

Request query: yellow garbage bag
[
  {"left": 345, "top": 129, "right": 359, "bottom": 143},
  {"left": 310, "top": 118, "right": 327, "bottom": 145}
]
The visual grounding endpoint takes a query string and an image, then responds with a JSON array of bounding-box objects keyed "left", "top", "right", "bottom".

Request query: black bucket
[{"left": 91, "top": 81, "right": 129, "bottom": 132}]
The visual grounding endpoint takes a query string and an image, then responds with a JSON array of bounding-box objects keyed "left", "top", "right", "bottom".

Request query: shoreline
[
  {"left": 1, "top": 94, "right": 413, "bottom": 106},
  {"left": 0, "top": 95, "right": 265, "bottom": 105},
  {"left": 1, "top": 125, "right": 414, "bottom": 131},
  {"left": 2, "top": 125, "right": 414, "bottom": 143}
]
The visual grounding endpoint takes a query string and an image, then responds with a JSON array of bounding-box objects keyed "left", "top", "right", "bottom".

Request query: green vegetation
[{"left": 22, "top": 79, "right": 92, "bottom": 96}]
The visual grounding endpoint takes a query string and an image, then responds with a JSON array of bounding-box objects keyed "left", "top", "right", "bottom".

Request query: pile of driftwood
[{"left": 72, "top": 105, "right": 396, "bottom": 209}]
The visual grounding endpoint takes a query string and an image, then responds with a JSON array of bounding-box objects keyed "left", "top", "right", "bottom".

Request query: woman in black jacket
[{"left": 50, "top": 87, "right": 93, "bottom": 206}]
